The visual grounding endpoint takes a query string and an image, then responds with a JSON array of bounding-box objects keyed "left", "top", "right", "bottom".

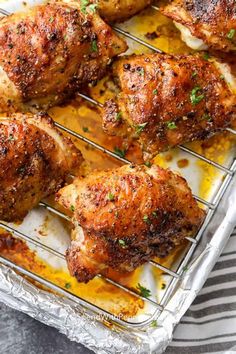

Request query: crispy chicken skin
[
  {"left": 0, "top": 113, "right": 83, "bottom": 222},
  {"left": 161, "top": 0, "right": 236, "bottom": 52},
  {"left": 103, "top": 53, "right": 236, "bottom": 159},
  {"left": 0, "top": 0, "right": 127, "bottom": 112},
  {"left": 96, "top": 0, "right": 152, "bottom": 23},
  {"left": 57, "top": 164, "right": 205, "bottom": 283}
]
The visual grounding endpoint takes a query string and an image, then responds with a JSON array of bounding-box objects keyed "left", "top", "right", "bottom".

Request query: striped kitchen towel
[{"left": 166, "top": 230, "right": 236, "bottom": 354}]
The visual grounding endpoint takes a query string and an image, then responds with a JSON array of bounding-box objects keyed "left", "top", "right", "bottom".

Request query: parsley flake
[
  {"left": 88, "top": 3, "right": 98, "bottom": 13},
  {"left": 114, "top": 147, "right": 126, "bottom": 158},
  {"left": 115, "top": 111, "right": 122, "bottom": 121},
  {"left": 143, "top": 214, "right": 150, "bottom": 223},
  {"left": 150, "top": 320, "right": 158, "bottom": 328},
  {"left": 91, "top": 39, "right": 98, "bottom": 52},
  {"left": 190, "top": 86, "right": 205, "bottom": 105},
  {"left": 203, "top": 52, "right": 210, "bottom": 60},
  {"left": 107, "top": 192, "right": 115, "bottom": 201},
  {"left": 135, "top": 122, "right": 148, "bottom": 135},
  {"left": 136, "top": 283, "right": 151, "bottom": 298},
  {"left": 166, "top": 121, "right": 177, "bottom": 130},
  {"left": 227, "top": 28, "right": 236, "bottom": 40},
  {"left": 144, "top": 161, "right": 152, "bottom": 168},
  {"left": 65, "top": 282, "right": 71, "bottom": 289},
  {"left": 118, "top": 239, "right": 126, "bottom": 248},
  {"left": 80, "top": 0, "right": 89, "bottom": 13}
]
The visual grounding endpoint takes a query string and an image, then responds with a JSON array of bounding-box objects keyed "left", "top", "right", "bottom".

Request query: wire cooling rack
[{"left": 0, "top": 4, "right": 236, "bottom": 329}]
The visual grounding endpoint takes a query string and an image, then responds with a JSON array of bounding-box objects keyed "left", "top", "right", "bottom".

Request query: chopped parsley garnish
[
  {"left": 136, "top": 283, "right": 151, "bottom": 298},
  {"left": 91, "top": 39, "right": 98, "bottom": 52},
  {"left": 49, "top": 16, "right": 54, "bottom": 23},
  {"left": 166, "top": 121, "right": 177, "bottom": 130},
  {"left": 8, "top": 134, "right": 14, "bottom": 141},
  {"left": 203, "top": 52, "right": 210, "bottom": 60},
  {"left": 153, "top": 88, "right": 158, "bottom": 95},
  {"left": 201, "top": 113, "right": 211, "bottom": 121},
  {"left": 143, "top": 214, "right": 150, "bottom": 223},
  {"left": 114, "top": 147, "right": 126, "bottom": 158},
  {"left": 70, "top": 205, "right": 75, "bottom": 212},
  {"left": 144, "top": 161, "right": 152, "bottom": 168},
  {"left": 191, "top": 71, "right": 198, "bottom": 78},
  {"left": 80, "top": 0, "right": 89, "bottom": 13},
  {"left": 152, "top": 211, "right": 157, "bottom": 217},
  {"left": 107, "top": 192, "right": 115, "bottom": 201},
  {"left": 65, "top": 282, "right": 71, "bottom": 289},
  {"left": 137, "top": 67, "right": 145, "bottom": 76},
  {"left": 82, "top": 126, "right": 89, "bottom": 132},
  {"left": 190, "top": 86, "right": 204, "bottom": 105},
  {"left": 150, "top": 320, "right": 158, "bottom": 328},
  {"left": 227, "top": 28, "right": 236, "bottom": 40},
  {"left": 118, "top": 239, "right": 126, "bottom": 248},
  {"left": 135, "top": 122, "right": 148, "bottom": 135},
  {"left": 88, "top": 3, "right": 98, "bottom": 13},
  {"left": 115, "top": 111, "right": 122, "bottom": 121}
]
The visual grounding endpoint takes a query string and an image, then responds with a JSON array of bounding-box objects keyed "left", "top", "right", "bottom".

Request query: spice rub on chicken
[
  {"left": 0, "top": 112, "right": 83, "bottom": 222},
  {"left": 0, "top": 0, "right": 127, "bottom": 112},
  {"left": 161, "top": 0, "right": 236, "bottom": 52},
  {"left": 102, "top": 53, "right": 236, "bottom": 159},
  {"left": 57, "top": 164, "right": 205, "bottom": 283}
]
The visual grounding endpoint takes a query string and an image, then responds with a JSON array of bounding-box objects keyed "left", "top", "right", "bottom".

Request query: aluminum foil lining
[{"left": 0, "top": 173, "right": 235, "bottom": 354}]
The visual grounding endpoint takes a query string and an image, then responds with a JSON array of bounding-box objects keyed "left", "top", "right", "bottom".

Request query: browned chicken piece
[
  {"left": 96, "top": 0, "right": 152, "bottom": 23},
  {"left": 161, "top": 0, "right": 236, "bottom": 52},
  {"left": 57, "top": 164, "right": 205, "bottom": 283},
  {"left": 0, "top": 113, "right": 83, "bottom": 222},
  {"left": 103, "top": 53, "right": 236, "bottom": 159},
  {"left": 0, "top": 0, "right": 127, "bottom": 112}
]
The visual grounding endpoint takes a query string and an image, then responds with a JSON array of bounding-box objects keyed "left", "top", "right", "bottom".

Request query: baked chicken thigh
[
  {"left": 103, "top": 53, "right": 236, "bottom": 159},
  {"left": 0, "top": 0, "right": 127, "bottom": 112},
  {"left": 0, "top": 113, "right": 82, "bottom": 222},
  {"left": 96, "top": 0, "right": 152, "bottom": 23},
  {"left": 57, "top": 164, "right": 204, "bottom": 283},
  {"left": 161, "top": 0, "right": 236, "bottom": 52}
]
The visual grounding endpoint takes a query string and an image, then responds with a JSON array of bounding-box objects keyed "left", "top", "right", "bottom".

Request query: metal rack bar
[{"left": 226, "top": 127, "right": 236, "bottom": 135}]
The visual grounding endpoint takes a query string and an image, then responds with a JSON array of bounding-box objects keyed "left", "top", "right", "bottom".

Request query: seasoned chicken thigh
[
  {"left": 103, "top": 53, "right": 236, "bottom": 159},
  {"left": 96, "top": 0, "right": 152, "bottom": 23},
  {"left": 0, "top": 0, "right": 127, "bottom": 112},
  {"left": 161, "top": 0, "right": 236, "bottom": 52},
  {"left": 0, "top": 113, "right": 83, "bottom": 222},
  {"left": 57, "top": 164, "right": 205, "bottom": 283}
]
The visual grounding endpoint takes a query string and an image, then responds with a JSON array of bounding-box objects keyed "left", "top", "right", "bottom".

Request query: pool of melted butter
[{"left": 1, "top": 5, "right": 236, "bottom": 322}]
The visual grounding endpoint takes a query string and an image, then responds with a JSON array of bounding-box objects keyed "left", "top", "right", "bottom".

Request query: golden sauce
[{"left": 0, "top": 231, "right": 144, "bottom": 319}]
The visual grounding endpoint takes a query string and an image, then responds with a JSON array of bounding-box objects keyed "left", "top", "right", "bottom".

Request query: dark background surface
[{"left": 0, "top": 302, "right": 93, "bottom": 354}]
